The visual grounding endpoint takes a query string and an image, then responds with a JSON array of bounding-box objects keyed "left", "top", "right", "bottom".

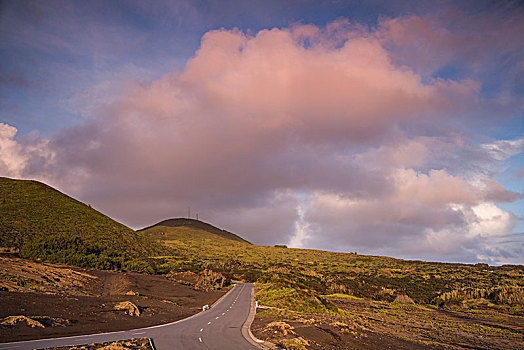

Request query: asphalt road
[{"left": 0, "top": 283, "right": 265, "bottom": 350}]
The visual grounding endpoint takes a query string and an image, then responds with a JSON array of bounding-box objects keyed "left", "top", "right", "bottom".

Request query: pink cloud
[
  {"left": 180, "top": 25, "right": 476, "bottom": 142},
  {"left": 44, "top": 22, "right": 478, "bottom": 201}
]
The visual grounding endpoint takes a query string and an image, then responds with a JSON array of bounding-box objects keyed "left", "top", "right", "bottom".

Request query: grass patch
[
  {"left": 276, "top": 339, "right": 308, "bottom": 350},
  {"left": 325, "top": 293, "right": 362, "bottom": 300},
  {"left": 256, "top": 286, "right": 339, "bottom": 314}
]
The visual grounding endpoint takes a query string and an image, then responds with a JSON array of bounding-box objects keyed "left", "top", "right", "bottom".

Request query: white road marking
[{"left": 133, "top": 331, "right": 145, "bottom": 335}]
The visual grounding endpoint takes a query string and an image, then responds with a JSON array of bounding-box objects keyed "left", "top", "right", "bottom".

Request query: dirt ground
[
  {"left": 251, "top": 310, "right": 439, "bottom": 350},
  {"left": 0, "top": 255, "right": 227, "bottom": 343}
]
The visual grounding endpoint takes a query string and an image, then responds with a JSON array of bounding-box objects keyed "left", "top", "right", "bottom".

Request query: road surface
[{"left": 0, "top": 283, "right": 265, "bottom": 350}]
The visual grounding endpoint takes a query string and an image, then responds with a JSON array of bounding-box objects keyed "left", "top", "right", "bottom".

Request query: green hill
[
  {"left": 139, "top": 218, "right": 251, "bottom": 244},
  {"left": 0, "top": 177, "right": 161, "bottom": 271}
]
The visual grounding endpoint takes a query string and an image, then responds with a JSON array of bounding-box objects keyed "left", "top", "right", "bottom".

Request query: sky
[{"left": 1, "top": 0, "right": 523, "bottom": 265}]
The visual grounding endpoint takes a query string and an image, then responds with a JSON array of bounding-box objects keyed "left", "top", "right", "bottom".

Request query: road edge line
[
  {"left": 148, "top": 338, "right": 156, "bottom": 350},
  {"left": 241, "top": 284, "right": 275, "bottom": 349}
]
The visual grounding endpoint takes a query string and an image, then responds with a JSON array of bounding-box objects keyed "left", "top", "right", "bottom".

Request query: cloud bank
[{"left": 2, "top": 15, "right": 523, "bottom": 264}]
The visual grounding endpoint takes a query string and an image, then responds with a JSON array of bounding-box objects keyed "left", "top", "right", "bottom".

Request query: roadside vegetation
[{"left": 40, "top": 338, "right": 152, "bottom": 350}]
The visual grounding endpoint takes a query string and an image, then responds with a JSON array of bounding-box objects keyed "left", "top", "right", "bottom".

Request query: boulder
[
  {"left": 1, "top": 315, "right": 45, "bottom": 328},
  {"left": 394, "top": 294, "right": 415, "bottom": 304},
  {"left": 266, "top": 321, "right": 296, "bottom": 336},
  {"left": 114, "top": 301, "right": 140, "bottom": 316}
]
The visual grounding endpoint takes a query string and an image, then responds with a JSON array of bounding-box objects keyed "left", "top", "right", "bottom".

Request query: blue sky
[{"left": 1, "top": 0, "right": 523, "bottom": 264}]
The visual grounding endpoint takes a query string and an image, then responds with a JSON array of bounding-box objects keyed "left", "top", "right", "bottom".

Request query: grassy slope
[
  {"left": 142, "top": 224, "right": 523, "bottom": 309},
  {"left": 0, "top": 177, "right": 161, "bottom": 271}
]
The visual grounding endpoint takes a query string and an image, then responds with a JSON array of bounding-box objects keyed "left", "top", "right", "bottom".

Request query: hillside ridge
[
  {"left": 0, "top": 176, "right": 161, "bottom": 270},
  {"left": 139, "top": 218, "right": 251, "bottom": 244}
]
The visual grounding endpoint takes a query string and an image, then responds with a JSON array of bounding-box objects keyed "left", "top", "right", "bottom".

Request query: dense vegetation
[
  {"left": 141, "top": 225, "right": 524, "bottom": 312},
  {"left": 0, "top": 177, "right": 162, "bottom": 270}
]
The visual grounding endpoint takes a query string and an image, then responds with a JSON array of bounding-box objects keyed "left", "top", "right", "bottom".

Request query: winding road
[{"left": 0, "top": 283, "right": 266, "bottom": 350}]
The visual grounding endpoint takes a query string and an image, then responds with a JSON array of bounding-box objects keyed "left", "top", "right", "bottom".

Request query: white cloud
[
  {"left": 0, "top": 123, "right": 26, "bottom": 177},
  {"left": 288, "top": 202, "right": 311, "bottom": 248},
  {"left": 466, "top": 202, "right": 515, "bottom": 237},
  {"left": 480, "top": 139, "right": 524, "bottom": 161}
]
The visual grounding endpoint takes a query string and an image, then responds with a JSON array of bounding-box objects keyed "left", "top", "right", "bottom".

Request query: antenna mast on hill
[
  {"left": 188, "top": 207, "right": 190, "bottom": 219},
  {"left": 196, "top": 213, "right": 198, "bottom": 220}
]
